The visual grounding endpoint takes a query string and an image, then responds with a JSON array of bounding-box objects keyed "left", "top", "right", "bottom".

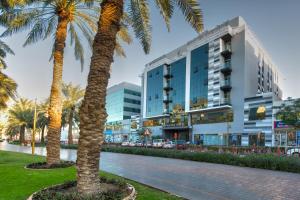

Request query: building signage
[
  {"left": 274, "top": 121, "right": 289, "bottom": 129},
  {"left": 105, "top": 130, "right": 113, "bottom": 135}
]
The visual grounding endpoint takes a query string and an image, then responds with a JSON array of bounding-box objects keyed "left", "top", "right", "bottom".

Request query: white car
[
  {"left": 163, "top": 141, "right": 175, "bottom": 149},
  {"left": 152, "top": 139, "right": 164, "bottom": 148},
  {"left": 286, "top": 147, "right": 300, "bottom": 156},
  {"left": 128, "top": 141, "right": 136, "bottom": 147},
  {"left": 121, "top": 141, "right": 129, "bottom": 146},
  {"left": 135, "top": 141, "right": 143, "bottom": 147}
]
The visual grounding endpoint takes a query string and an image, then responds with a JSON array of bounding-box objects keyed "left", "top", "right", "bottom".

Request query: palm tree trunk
[
  {"left": 19, "top": 125, "right": 25, "bottom": 144},
  {"left": 46, "top": 16, "right": 68, "bottom": 165},
  {"left": 41, "top": 125, "right": 45, "bottom": 144},
  {"left": 68, "top": 106, "right": 74, "bottom": 145},
  {"left": 76, "top": 0, "right": 124, "bottom": 194}
]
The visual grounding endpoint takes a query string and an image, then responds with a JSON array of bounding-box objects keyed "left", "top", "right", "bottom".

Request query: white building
[{"left": 141, "top": 16, "right": 283, "bottom": 146}]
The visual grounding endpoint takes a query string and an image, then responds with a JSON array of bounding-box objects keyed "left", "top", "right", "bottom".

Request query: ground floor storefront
[{"left": 274, "top": 129, "right": 300, "bottom": 147}]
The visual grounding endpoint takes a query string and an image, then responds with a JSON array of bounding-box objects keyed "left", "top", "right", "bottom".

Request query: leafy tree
[
  {"left": 76, "top": 0, "right": 203, "bottom": 194},
  {"left": 276, "top": 99, "right": 300, "bottom": 128},
  {"left": 62, "top": 82, "right": 84, "bottom": 144}
]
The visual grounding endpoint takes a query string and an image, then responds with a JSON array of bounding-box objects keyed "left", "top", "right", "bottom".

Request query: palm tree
[
  {"left": 3, "top": 0, "right": 131, "bottom": 165},
  {"left": 62, "top": 82, "right": 84, "bottom": 144},
  {"left": 0, "top": 71, "right": 17, "bottom": 110},
  {"left": 0, "top": 0, "right": 20, "bottom": 111},
  {"left": 36, "top": 99, "right": 49, "bottom": 144},
  {"left": 76, "top": 0, "right": 203, "bottom": 194},
  {"left": 7, "top": 98, "right": 34, "bottom": 143},
  {"left": 0, "top": 41, "right": 17, "bottom": 110},
  {"left": 1, "top": 0, "right": 101, "bottom": 165}
]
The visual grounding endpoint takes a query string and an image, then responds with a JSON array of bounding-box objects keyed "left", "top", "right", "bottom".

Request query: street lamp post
[{"left": 32, "top": 98, "right": 37, "bottom": 155}]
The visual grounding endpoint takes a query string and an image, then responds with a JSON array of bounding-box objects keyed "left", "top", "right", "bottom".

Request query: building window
[{"left": 124, "top": 89, "right": 141, "bottom": 97}]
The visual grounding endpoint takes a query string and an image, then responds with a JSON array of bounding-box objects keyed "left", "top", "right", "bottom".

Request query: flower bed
[{"left": 29, "top": 177, "right": 135, "bottom": 200}]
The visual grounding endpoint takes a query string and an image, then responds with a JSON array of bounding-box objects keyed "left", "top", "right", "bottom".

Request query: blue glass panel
[
  {"left": 106, "top": 90, "right": 124, "bottom": 122},
  {"left": 190, "top": 44, "right": 209, "bottom": 110},
  {"left": 204, "top": 134, "right": 219, "bottom": 145},
  {"left": 146, "top": 66, "right": 164, "bottom": 117},
  {"left": 170, "top": 57, "right": 186, "bottom": 112}
]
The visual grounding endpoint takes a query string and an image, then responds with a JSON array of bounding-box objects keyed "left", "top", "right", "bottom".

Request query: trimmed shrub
[
  {"left": 101, "top": 146, "right": 300, "bottom": 173},
  {"left": 26, "top": 161, "right": 75, "bottom": 169}
]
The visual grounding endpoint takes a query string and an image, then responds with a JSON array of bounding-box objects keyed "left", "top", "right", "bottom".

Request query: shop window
[{"left": 249, "top": 133, "right": 265, "bottom": 146}]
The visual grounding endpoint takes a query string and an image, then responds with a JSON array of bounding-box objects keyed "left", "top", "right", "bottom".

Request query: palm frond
[
  {"left": 128, "top": 0, "right": 152, "bottom": 54},
  {"left": 174, "top": 0, "right": 203, "bottom": 32},
  {"left": 155, "top": 0, "right": 174, "bottom": 31}
]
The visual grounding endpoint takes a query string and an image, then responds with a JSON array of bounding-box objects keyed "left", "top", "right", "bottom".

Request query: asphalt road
[{"left": 1, "top": 142, "right": 300, "bottom": 200}]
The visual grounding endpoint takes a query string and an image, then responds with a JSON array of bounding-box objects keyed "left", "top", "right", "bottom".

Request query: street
[{"left": 1, "top": 142, "right": 300, "bottom": 200}]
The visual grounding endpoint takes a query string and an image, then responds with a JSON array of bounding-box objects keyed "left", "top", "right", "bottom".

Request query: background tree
[
  {"left": 77, "top": 0, "right": 203, "bottom": 194},
  {"left": 36, "top": 99, "right": 49, "bottom": 143},
  {"left": 3, "top": 0, "right": 131, "bottom": 165},
  {"left": 0, "top": 38, "right": 17, "bottom": 110},
  {"left": 62, "top": 82, "right": 84, "bottom": 144},
  {"left": 2, "top": 0, "right": 101, "bottom": 165},
  {"left": 276, "top": 99, "right": 300, "bottom": 128},
  {"left": 7, "top": 98, "right": 34, "bottom": 143}
]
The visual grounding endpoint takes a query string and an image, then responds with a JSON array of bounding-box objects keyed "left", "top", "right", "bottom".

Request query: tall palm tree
[
  {"left": 62, "top": 82, "right": 84, "bottom": 144},
  {"left": 2, "top": 0, "right": 100, "bottom": 165},
  {"left": 7, "top": 98, "right": 34, "bottom": 143},
  {"left": 77, "top": 0, "right": 203, "bottom": 194},
  {"left": 3, "top": 0, "right": 131, "bottom": 165}
]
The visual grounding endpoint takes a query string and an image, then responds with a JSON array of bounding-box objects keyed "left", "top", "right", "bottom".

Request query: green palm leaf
[{"left": 128, "top": 0, "right": 152, "bottom": 54}]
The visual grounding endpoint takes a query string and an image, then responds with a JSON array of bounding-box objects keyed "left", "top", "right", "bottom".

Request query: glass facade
[
  {"left": 106, "top": 87, "right": 141, "bottom": 123},
  {"left": 169, "top": 58, "right": 186, "bottom": 112},
  {"left": 106, "top": 90, "right": 124, "bottom": 122},
  {"left": 146, "top": 66, "right": 164, "bottom": 117},
  {"left": 191, "top": 110, "right": 233, "bottom": 125},
  {"left": 190, "top": 44, "right": 209, "bottom": 110}
]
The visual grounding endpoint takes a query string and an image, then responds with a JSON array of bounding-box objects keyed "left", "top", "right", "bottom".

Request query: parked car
[
  {"left": 152, "top": 139, "right": 164, "bottom": 148},
  {"left": 135, "top": 141, "right": 143, "bottom": 147},
  {"left": 163, "top": 141, "right": 175, "bottom": 149},
  {"left": 286, "top": 147, "right": 300, "bottom": 156},
  {"left": 121, "top": 141, "right": 129, "bottom": 146},
  {"left": 175, "top": 140, "right": 187, "bottom": 150},
  {"left": 128, "top": 141, "right": 136, "bottom": 147}
]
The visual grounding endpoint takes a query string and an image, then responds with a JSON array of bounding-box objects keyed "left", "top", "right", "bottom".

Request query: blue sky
[{"left": 2, "top": 0, "right": 300, "bottom": 101}]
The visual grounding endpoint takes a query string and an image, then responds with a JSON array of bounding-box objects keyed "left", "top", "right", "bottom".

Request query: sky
[{"left": 2, "top": 0, "right": 300, "bottom": 102}]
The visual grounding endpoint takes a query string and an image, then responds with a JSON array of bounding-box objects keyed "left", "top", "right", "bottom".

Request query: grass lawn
[{"left": 0, "top": 150, "right": 181, "bottom": 200}]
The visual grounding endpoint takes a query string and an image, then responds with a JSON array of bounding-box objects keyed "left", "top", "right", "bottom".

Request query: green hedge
[{"left": 101, "top": 146, "right": 300, "bottom": 173}]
